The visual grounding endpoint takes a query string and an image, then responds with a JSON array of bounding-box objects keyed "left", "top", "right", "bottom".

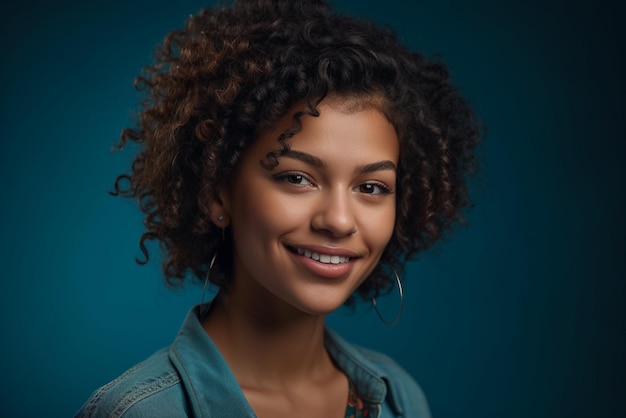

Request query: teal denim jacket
[{"left": 76, "top": 306, "right": 431, "bottom": 417}]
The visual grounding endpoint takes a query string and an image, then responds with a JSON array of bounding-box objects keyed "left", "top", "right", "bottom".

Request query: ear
[{"left": 209, "top": 189, "right": 232, "bottom": 228}]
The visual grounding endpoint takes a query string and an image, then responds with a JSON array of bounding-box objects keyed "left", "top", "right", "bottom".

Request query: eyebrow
[
  {"left": 355, "top": 160, "right": 397, "bottom": 174},
  {"left": 281, "top": 150, "right": 325, "bottom": 167},
  {"left": 281, "top": 150, "right": 397, "bottom": 173}
]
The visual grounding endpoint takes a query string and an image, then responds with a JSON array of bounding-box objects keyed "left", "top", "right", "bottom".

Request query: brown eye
[
  {"left": 272, "top": 172, "right": 313, "bottom": 187},
  {"left": 358, "top": 183, "right": 391, "bottom": 195},
  {"left": 287, "top": 174, "right": 307, "bottom": 184}
]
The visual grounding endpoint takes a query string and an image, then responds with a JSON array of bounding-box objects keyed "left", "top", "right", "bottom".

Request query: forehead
[{"left": 250, "top": 99, "right": 399, "bottom": 167}]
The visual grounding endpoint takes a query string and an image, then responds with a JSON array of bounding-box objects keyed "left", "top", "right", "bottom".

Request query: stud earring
[{"left": 217, "top": 215, "right": 224, "bottom": 222}]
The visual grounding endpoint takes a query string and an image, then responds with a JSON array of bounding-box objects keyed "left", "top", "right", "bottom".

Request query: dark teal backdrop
[{"left": 1, "top": 0, "right": 624, "bottom": 417}]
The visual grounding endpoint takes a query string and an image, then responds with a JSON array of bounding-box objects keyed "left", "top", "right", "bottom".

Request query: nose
[{"left": 311, "top": 188, "right": 357, "bottom": 237}]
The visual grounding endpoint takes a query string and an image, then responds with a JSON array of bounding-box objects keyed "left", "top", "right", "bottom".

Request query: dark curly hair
[{"left": 112, "top": 0, "right": 482, "bottom": 304}]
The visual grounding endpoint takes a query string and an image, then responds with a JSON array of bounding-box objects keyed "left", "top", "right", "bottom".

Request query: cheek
[
  {"left": 364, "top": 204, "right": 396, "bottom": 252},
  {"left": 232, "top": 186, "right": 304, "bottom": 240}
]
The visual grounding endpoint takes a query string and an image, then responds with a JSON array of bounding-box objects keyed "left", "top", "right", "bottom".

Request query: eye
[
  {"left": 358, "top": 182, "right": 392, "bottom": 195},
  {"left": 286, "top": 174, "right": 311, "bottom": 185},
  {"left": 273, "top": 171, "right": 314, "bottom": 187}
]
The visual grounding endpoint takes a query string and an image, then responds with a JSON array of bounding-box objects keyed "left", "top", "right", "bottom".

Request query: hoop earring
[
  {"left": 200, "top": 252, "right": 218, "bottom": 318},
  {"left": 372, "top": 263, "right": 404, "bottom": 326}
]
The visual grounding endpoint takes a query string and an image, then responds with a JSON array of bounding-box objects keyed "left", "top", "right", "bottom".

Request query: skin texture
[
  {"left": 114, "top": 1, "right": 482, "bottom": 302},
  {"left": 107, "top": 1, "right": 481, "bottom": 416},
  {"left": 204, "top": 100, "right": 399, "bottom": 417}
]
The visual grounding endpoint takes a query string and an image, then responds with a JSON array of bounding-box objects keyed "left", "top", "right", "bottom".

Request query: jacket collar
[
  {"left": 168, "top": 305, "right": 402, "bottom": 417},
  {"left": 324, "top": 328, "right": 404, "bottom": 415},
  {"left": 168, "top": 306, "right": 256, "bottom": 417}
]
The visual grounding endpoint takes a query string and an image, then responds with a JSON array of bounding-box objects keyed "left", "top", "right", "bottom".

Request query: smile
[{"left": 294, "top": 247, "right": 350, "bottom": 264}]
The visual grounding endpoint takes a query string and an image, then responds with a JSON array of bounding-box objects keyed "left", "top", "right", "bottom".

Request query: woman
[{"left": 76, "top": 0, "right": 480, "bottom": 416}]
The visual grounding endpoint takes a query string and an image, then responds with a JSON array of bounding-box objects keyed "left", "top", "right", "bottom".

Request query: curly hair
[{"left": 112, "top": 0, "right": 482, "bottom": 304}]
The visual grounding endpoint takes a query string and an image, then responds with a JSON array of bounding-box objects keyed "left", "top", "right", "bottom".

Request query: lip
[{"left": 286, "top": 244, "right": 360, "bottom": 279}]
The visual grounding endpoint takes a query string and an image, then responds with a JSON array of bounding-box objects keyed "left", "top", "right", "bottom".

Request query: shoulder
[{"left": 75, "top": 348, "right": 189, "bottom": 418}]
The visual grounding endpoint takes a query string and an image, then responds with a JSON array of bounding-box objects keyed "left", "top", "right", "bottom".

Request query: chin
[{"left": 293, "top": 295, "right": 351, "bottom": 316}]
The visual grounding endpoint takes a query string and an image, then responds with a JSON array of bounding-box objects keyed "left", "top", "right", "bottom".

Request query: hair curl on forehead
[{"left": 112, "top": 0, "right": 482, "bottom": 305}]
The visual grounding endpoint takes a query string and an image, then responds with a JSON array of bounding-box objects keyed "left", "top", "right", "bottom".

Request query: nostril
[{"left": 310, "top": 192, "right": 358, "bottom": 237}]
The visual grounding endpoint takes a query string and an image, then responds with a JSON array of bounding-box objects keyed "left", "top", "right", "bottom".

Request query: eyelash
[
  {"left": 359, "top": 182, "right": 393, "bottom": 195},
  {"left": 272, "top": 171, "right": 314, "bottom": 187},
  {"left": 272, "top": 172, "right": 393, "bottom": 195}
]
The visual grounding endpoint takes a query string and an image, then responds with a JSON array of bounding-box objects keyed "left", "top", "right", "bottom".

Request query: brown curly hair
[{"left": 112, "top": 0, "right": 482, "bottom": 304}]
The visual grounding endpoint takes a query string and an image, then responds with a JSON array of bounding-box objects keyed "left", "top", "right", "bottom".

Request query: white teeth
[{"left": 294, "top": 247, "right": 349, "bottom": 264}]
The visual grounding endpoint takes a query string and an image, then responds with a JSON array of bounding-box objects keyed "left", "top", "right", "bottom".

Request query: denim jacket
[{"left": 76, "top": 305, "right": 431, "bottom": 417}]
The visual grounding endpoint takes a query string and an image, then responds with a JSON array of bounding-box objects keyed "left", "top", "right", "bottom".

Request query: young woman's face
[{"left": 218, "top": 100, "right": 399, "bottom": 316}]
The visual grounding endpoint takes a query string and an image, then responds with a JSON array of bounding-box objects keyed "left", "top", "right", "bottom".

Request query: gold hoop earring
[
  {"left": 200, "top": 252, "right": 218, "bottom": 318},
  {"left": 372, "top": 263, "right": 404, "bottom": 326}
]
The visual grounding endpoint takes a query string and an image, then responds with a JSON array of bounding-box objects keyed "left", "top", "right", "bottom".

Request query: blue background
[{"left": 1, "top": 0, "right": 624, "bottom": 417}]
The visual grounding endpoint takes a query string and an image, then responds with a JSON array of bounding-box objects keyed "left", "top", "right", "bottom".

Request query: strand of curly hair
[{"left": 111, "top": 0, "right": 482, "bottom": 305}]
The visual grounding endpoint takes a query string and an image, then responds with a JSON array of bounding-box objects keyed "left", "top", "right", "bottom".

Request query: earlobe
[
  {"left": 210, "top": 208, "right": 230, "bottom": 228},
  {"left": 210, "top": 189, "right": 231, "bottom": 227}
]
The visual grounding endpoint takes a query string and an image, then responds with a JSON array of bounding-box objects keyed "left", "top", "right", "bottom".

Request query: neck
[{"left": 202, "top": 287, "right": 334, "bottom": 389}]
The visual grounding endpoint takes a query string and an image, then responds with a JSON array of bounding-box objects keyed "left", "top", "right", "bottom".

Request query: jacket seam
[
  {"left": 170, "top": 343, "right": 203, "bottom": 416},
  {"left": 110, "top": 372, "right": 180, "bottom": 417},
  {"left": 80, "top": 361, "right": 147, "bottom": 416}
]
